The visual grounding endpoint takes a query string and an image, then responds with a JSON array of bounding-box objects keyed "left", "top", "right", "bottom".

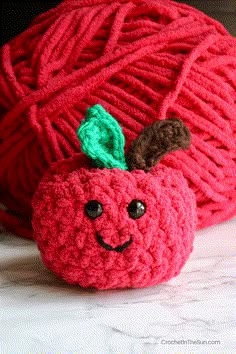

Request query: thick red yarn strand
[{"left": 0, "top": 0, "right": 235, "bottom": 238}]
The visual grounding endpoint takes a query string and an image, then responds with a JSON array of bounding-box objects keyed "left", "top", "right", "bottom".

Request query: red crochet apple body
[{"left": 32, "top": 156, "right": 196, "bottom": 290}]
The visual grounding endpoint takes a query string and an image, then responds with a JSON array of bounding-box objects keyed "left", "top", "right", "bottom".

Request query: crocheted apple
[{"left": 32, "top": 105, "right": 196, "bottom": 290}]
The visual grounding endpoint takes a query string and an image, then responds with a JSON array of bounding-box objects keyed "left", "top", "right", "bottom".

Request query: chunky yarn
[
  {"left": 32, "top": 106, "right": 195, "bottom": 289},
  {"left": 32, "top": 162, "right": 196, "bottom": 290},
  {"left": 0, "top": 0, "right": 236, "bottom": 238}
]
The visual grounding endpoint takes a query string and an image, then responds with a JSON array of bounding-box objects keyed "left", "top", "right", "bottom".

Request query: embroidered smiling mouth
[{"left": 96, "top": 233, "right": 133, "bottom": 253}]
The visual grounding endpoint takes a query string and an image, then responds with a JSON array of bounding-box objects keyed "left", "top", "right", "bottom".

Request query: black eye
[
  {"left": 127, "top": 199, "right": 146, "bottom": 219},
  {"left": 85, "top": 200, "right": 103, "bottom": 219}
]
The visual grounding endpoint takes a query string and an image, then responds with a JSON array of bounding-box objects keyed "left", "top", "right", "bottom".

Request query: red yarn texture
[
  {"left": 0, "top": 0, "right": 236, "bottom": 238},
  {"left": 32, "top": 155, "right": 196, "bottom": 289}
]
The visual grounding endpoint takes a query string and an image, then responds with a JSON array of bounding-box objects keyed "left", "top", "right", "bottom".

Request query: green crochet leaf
[{"left": 77, "top": 104, "right": 128, "bottom": 170}]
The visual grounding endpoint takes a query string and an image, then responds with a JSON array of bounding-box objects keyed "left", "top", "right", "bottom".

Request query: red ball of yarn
[{"left": 0, "top": 0, "right": 236, "bottom": 238}]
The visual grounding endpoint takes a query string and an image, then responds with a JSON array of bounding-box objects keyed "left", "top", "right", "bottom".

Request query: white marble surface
[{"left": 0, "top": 218, "right": 235, "bottom": 354}]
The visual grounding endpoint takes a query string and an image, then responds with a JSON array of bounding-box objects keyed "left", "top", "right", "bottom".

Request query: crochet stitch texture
[{"left": 32, "top": 162, "right": 196, "bottom": 289}]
